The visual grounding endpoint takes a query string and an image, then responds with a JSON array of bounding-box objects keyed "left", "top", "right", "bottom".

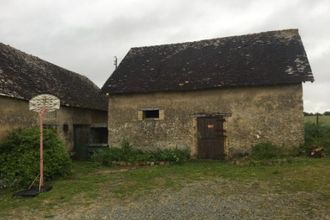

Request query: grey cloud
[{"left": 0, "top": 0, "right": 329, "bottom": 112}]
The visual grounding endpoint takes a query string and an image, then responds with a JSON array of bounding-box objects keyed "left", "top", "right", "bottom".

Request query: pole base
[{"left": 14, "top": 185, "right": 53, "bottom": 197}]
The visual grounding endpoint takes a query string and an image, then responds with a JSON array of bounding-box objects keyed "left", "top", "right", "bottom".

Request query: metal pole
[
  {"left": 114, "top": 56, "right": 118, "bottom": 69},
  {"left": 39, "top": 109, "right": 45, "bottom": 192}
]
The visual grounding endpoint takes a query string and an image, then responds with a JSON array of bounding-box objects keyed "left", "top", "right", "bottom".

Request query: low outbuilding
[
  {"left": 103, "top": 29, "right": 314, "bottom": 159},
  {"left": 0, "top": 43, "right": 107, "bottom": 159}
]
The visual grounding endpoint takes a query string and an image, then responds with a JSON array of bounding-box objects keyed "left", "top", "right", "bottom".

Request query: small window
[
  {"left": 143, "top": 109, "right": 159, "bottom": 119},
  {"left": 63, "top": 124, "right": 69, "bottom": 133}
]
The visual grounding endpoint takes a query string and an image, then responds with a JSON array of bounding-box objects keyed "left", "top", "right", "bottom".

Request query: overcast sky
[{"left": 0, "top": 0, "right": 329, "bottom": 112}]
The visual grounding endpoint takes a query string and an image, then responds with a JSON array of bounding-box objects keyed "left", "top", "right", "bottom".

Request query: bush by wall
[
  {"left": 92, "top": 140, "right": 190, "bottom": 166},
  {"left": 0, "top": 128, "right": 72, "bottom": 189}
]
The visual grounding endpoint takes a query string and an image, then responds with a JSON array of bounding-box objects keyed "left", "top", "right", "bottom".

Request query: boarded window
[{"left": 90, "top": 127, "right": 108, "bottom": 144}]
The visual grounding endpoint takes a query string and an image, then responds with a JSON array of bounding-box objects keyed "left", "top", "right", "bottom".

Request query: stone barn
[
  {"left": 0, "top": 43, "right": 108, "bottom": 159},
  {"left": 102, "top": 29, "right": 314, "bottom": 159}
]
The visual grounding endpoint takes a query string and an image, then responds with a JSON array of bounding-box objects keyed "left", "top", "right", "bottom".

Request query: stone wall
[
  {"left": 0, "top": 96, "right": 107, "bottom": 151},
  {"left": 108, "top": 84, "right": 304, "bottom": 158},
  {"left": 0, "top": 96, "right": 36, "bottom": 139},
  {"left": 44, "top": 105, "right": 107, "bottom": 151}
]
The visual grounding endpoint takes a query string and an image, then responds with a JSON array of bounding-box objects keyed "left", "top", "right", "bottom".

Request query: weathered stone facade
[
  {"left": 108, "top": 84, "right": 304, "bottom": 158},
  {"left": 0, "top": 96, "right": 107, "bottom": 151},
  {"left": 0, "top": 96, "right": 36, "bottom": 139}
]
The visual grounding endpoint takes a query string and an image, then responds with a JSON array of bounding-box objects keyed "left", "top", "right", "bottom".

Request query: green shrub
[
  {"left": 121, "top": 139, "right": 134, "bottom": 156},
  {"left": 303, "top": 123, "right": 330, "bottom": 156},
  {"left": 92, "top": 140, "right": 190, "bottom": 165},
  {"left": 0, "top": 128, "right": 72, "bottom": 189},
  {"left": 151, "top": 148, "right": 190, "bottom": 163},
  {"left": 133, "top": 153, "right": 154, "bottom": 162},
  {"left": 91, "top": 149, "right": 115, "bottom": 166},
  {"left": 250, "top": 142, "right": 282, "bottom": 160},
  {"left": 120, "top": 140, "right": 146, "bottom": 162}
]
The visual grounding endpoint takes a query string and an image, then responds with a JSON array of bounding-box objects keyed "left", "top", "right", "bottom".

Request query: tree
[{"left": 323, "top": 111, "right": 330, "bottom": 116}]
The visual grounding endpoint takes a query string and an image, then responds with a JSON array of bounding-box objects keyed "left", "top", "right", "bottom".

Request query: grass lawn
[
  {"left": 0, "top": 158, "right": 330, "bottom": 218},
  {"left": 305, "top": 115, "right": 330, "bottom": 125}
]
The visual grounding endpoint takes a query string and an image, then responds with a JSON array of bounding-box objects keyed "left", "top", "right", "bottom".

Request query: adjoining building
[
  {"left": 0, "top": 43, "right": 108, "bottom": 159},
  {"left": 102, "top": 29, "right": 314, "bottom": 159}
]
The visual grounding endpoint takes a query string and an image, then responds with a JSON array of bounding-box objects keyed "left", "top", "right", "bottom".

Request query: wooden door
[
  {"left": 73, "top": 125, "right": 90, "bottom": 160},
  {"left": 197, "top": 117, "right": 225, "bottom": 159}
]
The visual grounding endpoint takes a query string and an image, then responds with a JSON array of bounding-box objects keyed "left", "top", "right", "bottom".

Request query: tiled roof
[
  {"left": 0, "top": 43, "right": 107, "bottom": 111},
  {"left": 102, "top": 29, "right": 314, "bottom": 94}
]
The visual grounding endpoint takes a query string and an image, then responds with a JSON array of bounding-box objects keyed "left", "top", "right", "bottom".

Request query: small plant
[
  {"left": 0, "top": 128, "right": 72, "bottom": 189},
  {"left": 120, "top": 139, "right": 134, "bottom": 158},
  {"left": 250, "top": 142, "right": 282, "bottom": 160}
]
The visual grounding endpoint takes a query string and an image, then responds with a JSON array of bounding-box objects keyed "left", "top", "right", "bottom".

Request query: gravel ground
[{"left": 55, "top": 178, "right": 330, "bottom": 220}]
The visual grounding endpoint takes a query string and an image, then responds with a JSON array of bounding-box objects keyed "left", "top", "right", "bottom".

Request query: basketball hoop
[
  {"left": 29, "top": 94, "right": 60, "bottom": 112},
  {"left": 29, "top": 94, "right": 60, "bottom": 192}
]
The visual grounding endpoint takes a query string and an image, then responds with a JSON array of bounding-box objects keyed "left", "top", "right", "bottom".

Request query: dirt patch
[{"left": 52, "top": 178, "right": 330, "bottom": 219}]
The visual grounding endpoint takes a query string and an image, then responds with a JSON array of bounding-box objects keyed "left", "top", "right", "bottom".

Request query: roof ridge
[{"left": 131, "top": 29, "right": 299, "bottom": 50}]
